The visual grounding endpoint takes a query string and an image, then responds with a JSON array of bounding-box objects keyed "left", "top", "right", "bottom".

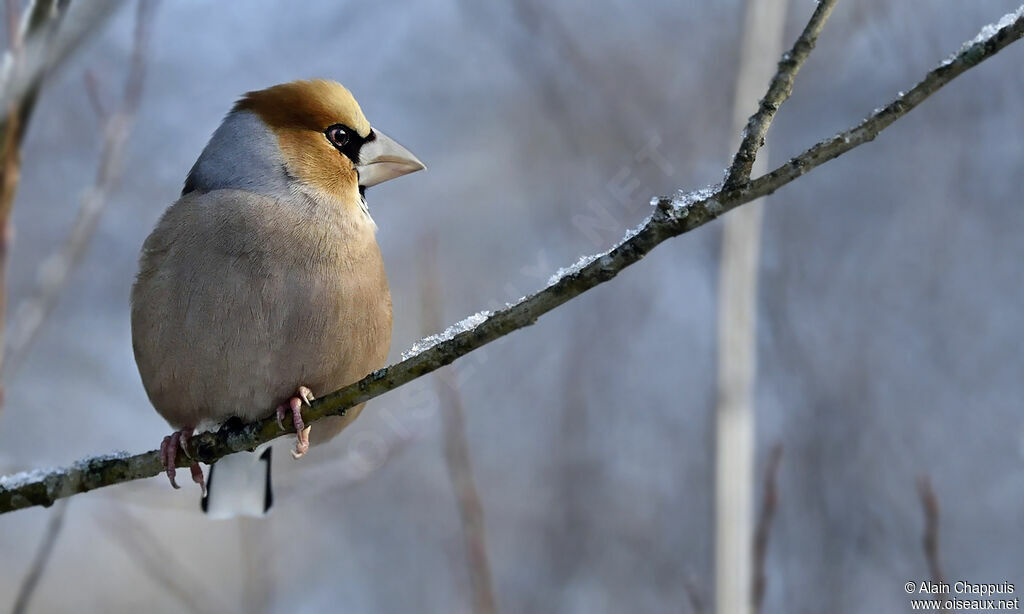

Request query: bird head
[{"left": 184, "top": 79, "right": 424, "bottom": 212}]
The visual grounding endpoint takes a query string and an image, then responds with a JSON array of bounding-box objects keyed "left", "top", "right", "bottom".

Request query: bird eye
[{"left": 325, "top": 124, "right": 349, "bottom": 148}]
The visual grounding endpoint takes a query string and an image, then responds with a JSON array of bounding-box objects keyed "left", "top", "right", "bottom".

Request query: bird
[{"left": 130, "top": 79, "right": 423, "bottom": 518}]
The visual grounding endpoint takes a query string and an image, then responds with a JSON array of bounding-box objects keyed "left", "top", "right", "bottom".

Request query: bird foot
[
  {"left": 276, "top": 386, "right": 314, "bottom": 459},
  {"left": 159, "top": 427, "right": 206, "bottom": 495}
]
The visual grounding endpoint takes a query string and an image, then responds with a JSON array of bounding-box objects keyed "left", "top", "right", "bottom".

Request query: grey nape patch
[{"left": 183, "top": 110, "right": 290, "bottom": 197}]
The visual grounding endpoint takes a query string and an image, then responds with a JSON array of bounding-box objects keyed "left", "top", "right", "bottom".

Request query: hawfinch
[{"left": 130, "top": 79, "right": 423, "bottom": 517}]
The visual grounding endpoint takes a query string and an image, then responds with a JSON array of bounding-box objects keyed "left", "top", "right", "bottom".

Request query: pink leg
[
  {"left": 276, "top": 386, "right": 315, "bottom": 459},
  {"left": 159, "top": 431, "right": 182, "bottom": 489},
  {"left": 159, "top": 427, "right": 204, "bottom": 492}
]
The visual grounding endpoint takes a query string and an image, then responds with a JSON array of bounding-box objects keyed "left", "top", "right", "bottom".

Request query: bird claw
[
  {"left": 178, "top": 429, "right": 194, "bottom": 461},
  {"left": 159, "top": 427, "right": 204, "bottom": 493},
  {"left": 276, "top": 404, "right": 288, "bottom": 431},
  {"left": 298, "top": 386, "right": 315, "bottom": 407},
  {"left": 279, "top": 386, "right": 315, "bottom": 458},
  {"left": 191, "top": 463, "right": 206, "bottom": 497},
  {"left": 291, "top": 425, "right": 312, "bottom": 459},
  {"left": 159, "top": 434, "right": 180, "bottom": 489},
  {"left": 289, "top": 396, "right": 310, "bottom": 458}
]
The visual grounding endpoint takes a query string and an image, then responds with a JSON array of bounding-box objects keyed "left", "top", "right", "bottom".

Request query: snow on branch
[{"left": 1, "top": 4, "right": 1022, "bottom": 515}]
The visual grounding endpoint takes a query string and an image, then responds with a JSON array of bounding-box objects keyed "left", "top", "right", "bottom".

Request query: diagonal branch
[
  {"left": 0, "top": 1, "right": 121, "bottom": 121},
  {"left": 724, "top": 0, "right": 838, "bottom": 190},
  {"left": 917, "top": 475, "right": 947, "bottom": 591},
  {"left": 752, "top": 444, "right": 783, "bottom": 614},
  {"left": 10, "top": 498, "right": 69, "bottom": 614},
  {"left": 0, "top": 5, "right": 1021, "bottom": 515},
  {"left": 743, "top": 5, "right": 1024, "bottom": 200},
  {"left": 99, "top": 507, "right": 223, "bottom": 614}
]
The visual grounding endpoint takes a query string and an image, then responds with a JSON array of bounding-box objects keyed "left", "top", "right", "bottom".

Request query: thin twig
[
  {"left": 724, "top": 0, "right": 839, "bottom": 190},
  {"left": 742, "top": 6, "right": 1024, "bottom": 200},
  {"left": 98, "top": 507, "right": 222, "bottom": 614},
  {"left": 454, "top": 0, "right": 584, "bottom": 152},
  {"left": 681, "top": 571, "right": 706, "bottom": 614},
  {"left": 4, "top": 0, "right": 156, "bottom": 379},
  {"left": 0, "top": 1, "right": 121, "bottom": 120},
  {"left": 6, "top": 0, "right": 22, "bottom": 53},
  {"left": 275, "top": 431, "right": 415, "bottom": 501},
  {"left": 917, "top": 475, "right": 946, "bottom": 604},
  {"left": 510, "top": 0, "right": 650, "bottom": 150},
  {"left": 420, "top": 235, "right": 499, "bottom": 614},
  {"left": 752, "top": 445, "right": 783, "bottom": 614},
  {"left": 10, "top": 498, "right": 69, "bottom": 614},
  {"left": 83, "top": 69, "right": 107, "bottom": 122},
  {"left": 0, "top": 5, "right": 1021, "bottom": 514}
]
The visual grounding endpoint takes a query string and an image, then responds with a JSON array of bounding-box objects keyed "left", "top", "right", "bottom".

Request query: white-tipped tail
[{"left": 202, "top": 444, "right": 273, "bottom": 519}]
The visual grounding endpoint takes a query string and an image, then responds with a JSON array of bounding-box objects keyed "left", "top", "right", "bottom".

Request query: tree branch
[
  {"left": 742, "top": 5, "right": 1024, "bottom": 200},
  {"left": 0, "top": 5, "right": 1021, "bottom": 515},
  {"left": 723, "top": 0, "right": 838, "bottom": 190}
]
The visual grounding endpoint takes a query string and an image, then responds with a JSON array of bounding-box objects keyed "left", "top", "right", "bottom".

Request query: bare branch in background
[
  {"left": 506, "top": 0, "right": 650, "bottom": 150},
  {"left": 238, "top": 517, "right": 274, "bottom": 614},
  {"left": 10, "top": 498, "right": 68, "bottom": 614},
  {"left": 917, "top": 475, "right": 947, "bottom": 608},
  {"left": 752, "top": 444, "right": 783, "bottom": 614},
  {"left": 274, "top": 431, "right": 415, "bottom": 502},
  {"left": 0, "top": 1, "right": 122, "bottom": 116},
  {"left": 0, "top": 5, "right": 1022, "bottom": 514},
  {"left": 0, "top": 0, "right": 69, "bottom": 397},
  {"left": 99, "top": 507, "right": 223, "bottom": 614},
  {"left": 6, "top": 0, "right": 23, "bottom": 53},
  {"left": 681, "top": 571, "right": 707, "bottom": 614},
  {"left": 715, "top": 1, "right": 792, "bottom": 613},
  {"left": 457, "top": 0, "right": 648, "bottom": 154},
  {"left": 4, "top": 0, "right": 156, "bottom": 380},
  {"left": 541, "top": 300, "right": 599, "bottom": 594},
  {"left": 453, "top": 0, "right": 582, "bottom": 151},
  {"left": 420, "top": 235, "right": 498, "bottom": 614},
  {"left": 83, "top": 69, "right": 108, "bottom": 122}
]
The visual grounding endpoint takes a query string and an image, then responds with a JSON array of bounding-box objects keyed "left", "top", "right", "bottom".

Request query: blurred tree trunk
[{"left": 715, "top": 1, "right": 788, "bottom": 614}]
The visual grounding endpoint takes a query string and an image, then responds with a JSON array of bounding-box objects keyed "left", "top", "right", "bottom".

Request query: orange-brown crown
[{"left": 234, "top": 79, "right": 371, "bottom": 137}]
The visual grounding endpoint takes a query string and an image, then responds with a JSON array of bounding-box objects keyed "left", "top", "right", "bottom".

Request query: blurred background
[{"left": 0, "top": 0, "right": 1022, "bottom": 612}]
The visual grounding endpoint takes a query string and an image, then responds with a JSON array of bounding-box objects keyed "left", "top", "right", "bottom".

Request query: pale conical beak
[{"left": 356, "top": 129, "right": 425, "bottom": 187}]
